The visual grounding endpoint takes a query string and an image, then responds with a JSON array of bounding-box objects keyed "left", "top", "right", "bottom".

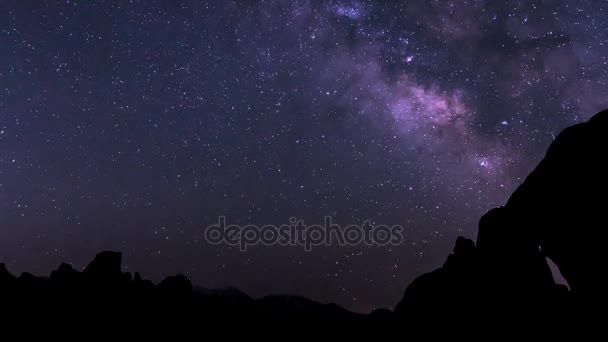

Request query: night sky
[{"left": 1, "top": 0, "right": 607, "bottom": 313}]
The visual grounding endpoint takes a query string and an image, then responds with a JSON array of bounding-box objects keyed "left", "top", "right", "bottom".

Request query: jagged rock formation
[{"left": 0, "top": 250, "right": 366, "bottom": 321}]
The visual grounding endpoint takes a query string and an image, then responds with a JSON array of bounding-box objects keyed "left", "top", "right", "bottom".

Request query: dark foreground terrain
[{"left": 2, "top": 110, "right": 608, "bottom": 324}]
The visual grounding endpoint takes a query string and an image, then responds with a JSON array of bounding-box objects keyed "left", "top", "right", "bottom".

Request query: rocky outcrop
[
  {"left": 505, "top": 109, "right": 608, "bottom": 296},
  {"left": 0, "top": 251, "right": 364, "bottom": 321},
  {"left": 395, "top": 109, "right": 608, "bottom": 321}
]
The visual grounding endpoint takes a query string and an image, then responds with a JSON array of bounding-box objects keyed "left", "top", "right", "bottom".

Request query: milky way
[{"left": 1, "top": 0, "right": 607, "bottom": 312}]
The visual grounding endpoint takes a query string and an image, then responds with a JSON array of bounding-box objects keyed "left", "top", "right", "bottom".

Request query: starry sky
[{"left": 1, "top": 0, "right": 607, "bottom": 313}]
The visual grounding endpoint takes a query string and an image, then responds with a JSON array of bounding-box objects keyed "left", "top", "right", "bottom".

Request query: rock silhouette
[
  {"left": 395, "top": 109, "right": 608, "bottom": 323},
  {"left": 506, "top": 110, "right": 608, "bottom": 299},
  {"left": 1, "top": 110, "right": 607, "bottom": 323},
  {"left": 0, "top": 250, "right": 366, "bottom": 321}
]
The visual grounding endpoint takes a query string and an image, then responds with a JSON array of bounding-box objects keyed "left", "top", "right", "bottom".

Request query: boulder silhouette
[
  {"left": 394, "top": 236, "right": 479, "bottom": 321},
  {"left": 0, "top": 263, "right": 16, "bottom": 283},
  {"left": 84, "top": 251, "right": 122, "bottom": 278},
  {"left": 50, "top": 263, "right": 80, "bottom": 283},
  {"left": 159, "top": 274, "right": 192, "bottom": 298}
]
